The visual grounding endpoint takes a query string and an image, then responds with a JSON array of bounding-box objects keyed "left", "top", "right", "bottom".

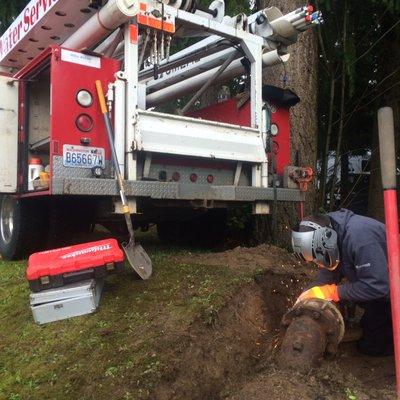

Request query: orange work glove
[{"left": 296, "top": 284, "right": 340, "bottom": 304}]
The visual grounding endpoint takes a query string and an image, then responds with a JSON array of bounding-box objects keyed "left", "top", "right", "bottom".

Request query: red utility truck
[{"left": 0, "top": 0, "right": 320, "bottom": 259}]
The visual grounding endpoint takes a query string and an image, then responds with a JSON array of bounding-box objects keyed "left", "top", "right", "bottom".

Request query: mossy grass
[{"left": 0, "top": 235, "right": 256, "bottom": 400}]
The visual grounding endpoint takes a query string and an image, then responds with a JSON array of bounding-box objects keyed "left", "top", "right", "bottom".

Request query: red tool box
[{"left": 27, "top": 239, "right": 125, "bottom": 292}]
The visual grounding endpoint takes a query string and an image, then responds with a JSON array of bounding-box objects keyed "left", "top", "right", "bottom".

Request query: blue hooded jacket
[{"left": 313, "top": 209, "right": 389, "bottom": 302}]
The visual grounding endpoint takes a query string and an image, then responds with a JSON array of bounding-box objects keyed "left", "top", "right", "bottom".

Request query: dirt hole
[
  {"left": 150, "top": 269, "right": 310, "bottom": 400},
  {"left": 153, "top": 245, "right": 395, "bottom": 400}
]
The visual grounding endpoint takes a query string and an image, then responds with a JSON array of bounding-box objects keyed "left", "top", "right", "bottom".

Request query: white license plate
[{"left": 63, "top": 145, "right": 105, "bottom": 169}]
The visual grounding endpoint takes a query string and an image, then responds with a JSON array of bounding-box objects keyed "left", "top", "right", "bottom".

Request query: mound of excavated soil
[
  {"left": 170, "top": 245, "right": 396, "bottom": 400},
  {"left": 174, "top": 244, "right": 312, "bottom": 275}
]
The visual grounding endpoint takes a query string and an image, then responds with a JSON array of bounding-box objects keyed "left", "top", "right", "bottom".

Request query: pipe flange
[{"left": 282, "top": 298, "right": 345, "bottom": 349}]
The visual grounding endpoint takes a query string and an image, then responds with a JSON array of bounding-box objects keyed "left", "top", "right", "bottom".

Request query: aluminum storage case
[{"left": 30, "top": 279, "right": 104, "bottom": 325}]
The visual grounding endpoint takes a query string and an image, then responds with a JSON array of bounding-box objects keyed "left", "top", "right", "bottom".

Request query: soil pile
[{"left": 176, "top": 244, "right": 308, "bottom": 272}]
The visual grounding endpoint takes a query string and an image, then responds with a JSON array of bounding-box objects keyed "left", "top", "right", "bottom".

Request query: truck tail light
[
  {"left": 207, "top": 174, "right": 214, "bottom": 183},
  {"left": 76, "top": 114, "right": 93, "bottom": 132},
  {"left": 76, "top": 90, "right": 93, "bottom": 107}
]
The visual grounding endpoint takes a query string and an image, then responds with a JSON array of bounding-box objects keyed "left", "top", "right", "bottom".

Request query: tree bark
[{"left": 254, "top": 0, "right": 319, "bottom": 248}]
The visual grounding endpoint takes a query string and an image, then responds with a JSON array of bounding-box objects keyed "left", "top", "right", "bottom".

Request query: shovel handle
[
  {"left": 378, "top": 107, "right": 400, "bottom": 397},
  {"left": 95, "top": 80, "right": 151, "bottom": 277}
]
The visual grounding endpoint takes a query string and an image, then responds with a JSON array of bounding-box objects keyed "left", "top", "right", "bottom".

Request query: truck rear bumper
[{"left": 51, "top": 178, "right": 304, "bottom": 202}]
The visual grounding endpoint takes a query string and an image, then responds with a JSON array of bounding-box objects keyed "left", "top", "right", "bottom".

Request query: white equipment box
[{"left": 30, "top": 279, "right": 104, "bottom": 325}]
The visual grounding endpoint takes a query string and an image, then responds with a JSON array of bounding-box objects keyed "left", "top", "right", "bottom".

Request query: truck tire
[{"left": 0, "top": 195, "right": 45, "bottom": 260}]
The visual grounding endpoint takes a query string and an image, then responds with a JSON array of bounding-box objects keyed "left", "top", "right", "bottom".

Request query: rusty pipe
[{"left": 278, "top": 298, "right": 344, "bottom": 371}]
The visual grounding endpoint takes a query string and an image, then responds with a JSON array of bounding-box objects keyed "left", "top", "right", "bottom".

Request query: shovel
[{"left": 95, "top": 80, "right": 152, "bottom": 280}]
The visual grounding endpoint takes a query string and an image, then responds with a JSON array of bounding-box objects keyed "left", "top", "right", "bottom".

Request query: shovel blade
[{"left": 122, "top": 242, "right": 152, "bottom": 280}]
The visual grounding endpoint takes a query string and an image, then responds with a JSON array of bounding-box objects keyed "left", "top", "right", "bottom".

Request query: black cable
[
  {"left": 281, "top": 57, "right": 288, "bottom": 87},
  {"left": 227, "top": 38, "right": 246, "bottom": 58}
]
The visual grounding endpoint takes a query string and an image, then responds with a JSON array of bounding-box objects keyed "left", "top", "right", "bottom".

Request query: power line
[{"left": 350, "top": 18, "right": 400, "bottom": 67}]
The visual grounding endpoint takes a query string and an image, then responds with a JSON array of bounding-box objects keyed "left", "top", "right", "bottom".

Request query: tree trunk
[{"left": 253, "top": 0, "right": 318, "bottom": 248}]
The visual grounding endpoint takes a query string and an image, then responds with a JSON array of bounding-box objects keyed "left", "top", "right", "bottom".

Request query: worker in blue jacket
[{"left": 291, "top": 208, "right": 392, "bottom": 356}]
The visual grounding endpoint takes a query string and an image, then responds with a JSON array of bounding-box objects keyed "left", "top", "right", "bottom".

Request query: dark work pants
[{"left": 357, "top": 300, "right": 394, "bottom": 357}]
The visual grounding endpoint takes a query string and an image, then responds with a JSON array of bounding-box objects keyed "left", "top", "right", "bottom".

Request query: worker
[{"left": 291, "top": 208, "right": 392, "bottom": 356}]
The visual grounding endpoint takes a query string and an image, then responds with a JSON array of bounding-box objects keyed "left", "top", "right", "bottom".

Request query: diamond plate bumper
[{"left": 51, "top": 178, "right": 304, "bottom": 202}]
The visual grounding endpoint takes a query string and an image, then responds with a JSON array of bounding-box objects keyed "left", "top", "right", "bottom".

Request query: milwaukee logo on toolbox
[
  {"left": 0, "top": 0, "right": 59, "bottom": 61},
  {"left": 27, "top": 239, "right": 125, "bottom": 292},
  {"left": 60, "top": 244, "right": 112, "bottom": 260}
]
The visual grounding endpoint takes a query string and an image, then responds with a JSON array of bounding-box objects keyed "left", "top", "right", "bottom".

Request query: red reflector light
[
  {"left": 76, "top": 114, "right": 93, "bottom": 132},
  {"left": 207, "top": 175, "right": 214, "bottom": 183},
  {"left": 190, "top": 173, "right": 198, "bottom": 183}
]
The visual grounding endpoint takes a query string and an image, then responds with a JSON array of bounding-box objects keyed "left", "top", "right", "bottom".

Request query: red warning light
[{"left": 76, "top": 114, "right": 93, "bottom": 132}]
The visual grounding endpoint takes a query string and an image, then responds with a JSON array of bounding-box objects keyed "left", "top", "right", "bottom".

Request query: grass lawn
[
  {"left": 1, "top": 237, "right": 395, "bottom": 400},
  {"left": 0, "top": 241, "right": 257, "bottom": 400}
]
